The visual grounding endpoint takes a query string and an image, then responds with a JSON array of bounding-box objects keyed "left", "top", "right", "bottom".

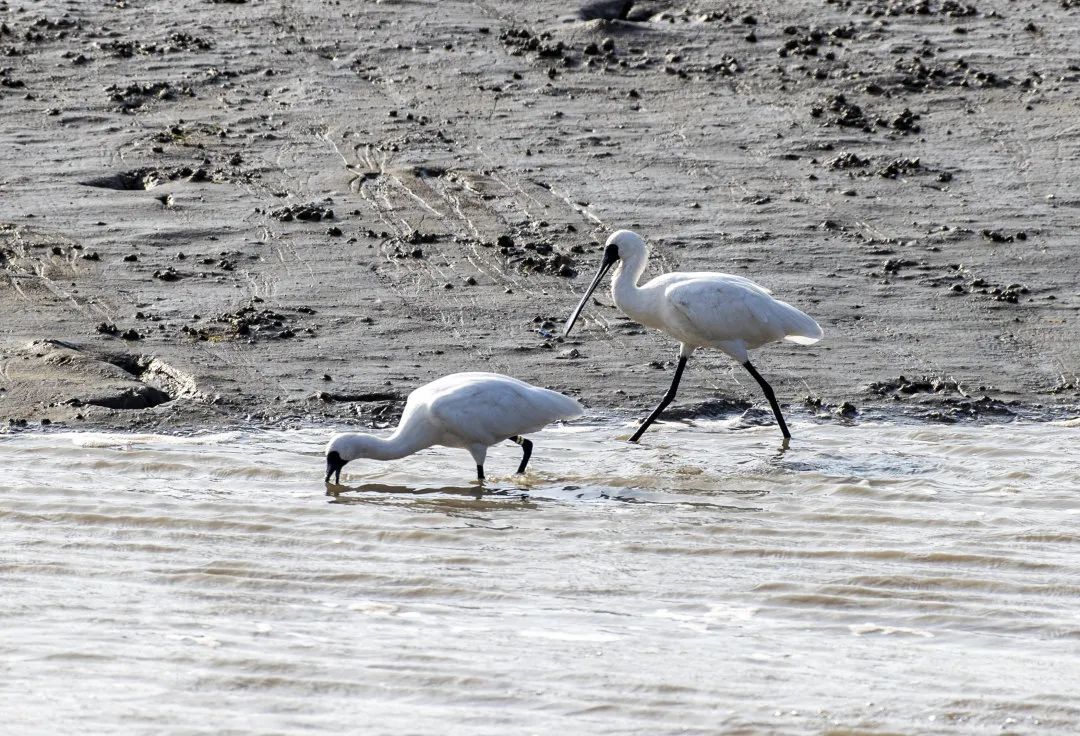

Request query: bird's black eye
[{"left": 604, "top": 243, "right": 620, "bottom": 262}]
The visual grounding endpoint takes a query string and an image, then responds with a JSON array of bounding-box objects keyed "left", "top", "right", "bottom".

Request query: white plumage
[
  {"left": 325, "top": 373, "right": 582, "bottom": 483},
  {"left": 564, "top": 230, "right": 822, "bottom": 442}
]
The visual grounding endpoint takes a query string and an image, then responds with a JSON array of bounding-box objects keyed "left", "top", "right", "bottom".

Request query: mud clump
[
  {"left": 81, "top": 165, "right": 229, "bottom": 191},
  {"left": 979, "top": 281, "right": 1028, "bottom": 304},
  {"left": 405, "top": 231, "right": 438, "bottom": 245},
  {"left": 153, "top": 267, "right": 182, "bottom": 281},
  {"left": 500, "top": 238, "right": 579, "bottom": 277},
  {"left": 777, "top": 24, "right": 858, "bottom": 58},
  {"left": 97, "top": 32, "right": 213, "bottom": 58},
  {"left": 95, "top": 322, "right": 142, "bottom": 341},
  {"left": 828, "top": 151, "right": 873, "bottom": 169},
  {"left": 877, "top": 157, "right": 922, "bottom": 178},
  {"left": 843, "top": 0, "right": 978, "bottom": 17},
  {"left": 270, "top": 202, "right": 335, "bottom": 222},
  {"left": 881, "top": 257, "right": 917, "bottom": 273},
  {"left": 811, "top": 95, "right": 921, "bottom": 134},
  {"left": 822, "top": 153, "right": 930, "bottom": 180},
  {"left": 981, "top": 229, "right": 1027, "bottom": 243},
  {"left": 152, "top": 122, "right": 227, "bottom": 146},
  {"left": 889, "top": 56, "right": 1014, "bottom": 93},
  {"left": 941, "top": 265, "right": 1030, "bottom": 304},
  {"left": 812, "top": 94, "right": 872, "bottom": 131},
  {"left": 180, "top": 301, "right": 316, "bottom": 342},
  {"left": 106, "top": 81, "right": 194, "bottom": 112},
  {"left": 866, "top": 374, "right": 1018, "bottom": 420},
  {"left": 500, "top": 28, "right": 569, "bottom": 62},
  {"left": 522, "top": 252, "right": 578, "bottom": 278},
  {"left": 869, "top": 375, "right": 960, "bottom": 396},
  {"left": 890, "top": 108, "right": 921, "bottom": 133},
  {"left": 926, "top": 396, "right": 1018, "bottom": 422}
]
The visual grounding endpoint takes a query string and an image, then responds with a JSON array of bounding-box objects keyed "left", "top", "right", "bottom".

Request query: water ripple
[{"left": 1, "top": 422, "right": 1079, "bottom": 734}]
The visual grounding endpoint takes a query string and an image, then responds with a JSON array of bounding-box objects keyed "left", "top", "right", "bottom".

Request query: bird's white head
[
  {"left": 324, "top": 433, "right": 376, "bottom": 484},
  {"left": 606, "top": 229, "right": 648, "bottom": 265},
  {"left": 564, "top": 229, "right": 649, "bottom": 336}
]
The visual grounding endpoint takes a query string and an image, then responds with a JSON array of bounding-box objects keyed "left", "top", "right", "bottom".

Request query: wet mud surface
[{"left": 1, "top": 0, "right": 1078, "bottom": 432}]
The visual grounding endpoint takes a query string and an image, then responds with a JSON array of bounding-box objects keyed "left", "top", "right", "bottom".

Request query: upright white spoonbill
[
  {"left": 564, "top": 230, "right": 823, "bottom": 442},
  {"left": 324, "top": 372, "right": 583, "bottom": 483}
]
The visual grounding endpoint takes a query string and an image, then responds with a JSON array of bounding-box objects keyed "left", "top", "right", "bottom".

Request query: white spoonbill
[
  {"left": 324, "top": 372, "right": 583, "bottom": 483},
  {"left": 564, "top": 230, "right": 823, "bottom": 442}
]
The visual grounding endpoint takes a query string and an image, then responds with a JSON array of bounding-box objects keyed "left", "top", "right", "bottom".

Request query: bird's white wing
[
  {"left": 644, "top": 271, "right": 773, "bottom": 295},
  {"left": 426, "top": 376, "right": 578, "bottom": 445},
  {"left": 708, "top": 273, "right": 773, "bottom": 295},
  {"left": 667, "top": 279, "right": 775, "bottom": 344},
  {"left": 666, "top": 278, "right": 821, "bottom": 347}
]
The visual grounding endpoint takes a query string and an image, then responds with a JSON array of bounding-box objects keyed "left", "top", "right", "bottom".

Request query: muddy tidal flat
[{"left": 0, "top": 0, "right": 1078, "bottom": 430}]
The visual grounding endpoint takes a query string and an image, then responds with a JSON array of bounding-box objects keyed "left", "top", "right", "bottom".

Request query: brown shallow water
[{"left": 2, "top": 419, "right": 1079, "bottom": 735}]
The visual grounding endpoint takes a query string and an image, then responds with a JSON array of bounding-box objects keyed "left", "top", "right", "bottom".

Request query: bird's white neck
[
  {"left": 610, "top": 249, "right": 652, "bottom": 318},
  {"left": 336, "top": 423, "right": 433, "bottom": 462}
]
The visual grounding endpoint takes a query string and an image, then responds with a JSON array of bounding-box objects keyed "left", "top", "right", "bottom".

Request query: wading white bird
[
  {"left": 324, "top": 372, "right": 583, "bottom": 483},
  {"left": 564, "top": 230, "right": 823, "bottom": 442}
]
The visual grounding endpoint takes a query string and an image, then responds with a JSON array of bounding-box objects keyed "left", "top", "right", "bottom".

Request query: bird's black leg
[
  {"left": 742, "top": 360, "right": 791, "bottom": 440},
  {"left": 476, "top": 464, "right": 485, "bottom": 482},
  {"left": 630, "top": 356, "right": 689, "bottom": 443},
  {"left": 509, "top": 436, "right": 533, "bottom": 474}
]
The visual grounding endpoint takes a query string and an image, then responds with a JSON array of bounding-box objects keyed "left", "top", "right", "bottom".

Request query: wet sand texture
[{"left": 1, "top": 0, "right": 1078, "bottom": 430}]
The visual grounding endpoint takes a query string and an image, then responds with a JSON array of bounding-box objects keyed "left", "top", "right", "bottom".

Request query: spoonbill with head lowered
[
  {"left": 564, "top": 230, "right": 823, "bottom": 443},
  {"left": 324, "top": 372, "right": 583, "bottom": 483}
]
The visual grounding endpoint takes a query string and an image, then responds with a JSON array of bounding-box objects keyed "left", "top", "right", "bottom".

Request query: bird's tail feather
[
  {"left": 541, "top": 388, "right": 585, "bottom": 419},
  {"left": 777, "top": 301, "right": 824, "bottom": 345}
]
